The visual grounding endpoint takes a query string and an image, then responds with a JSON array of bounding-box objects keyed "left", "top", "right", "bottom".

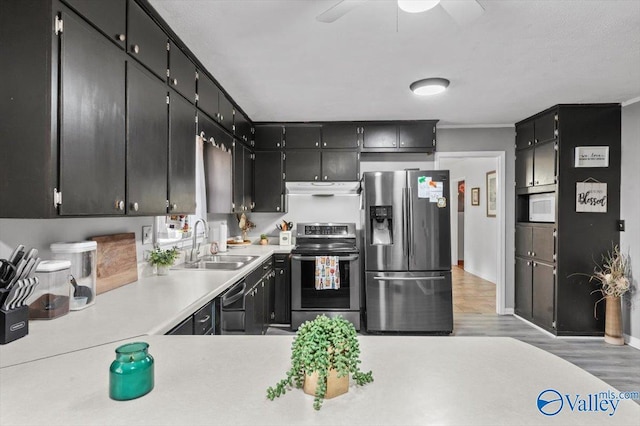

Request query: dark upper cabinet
[
  {"left": 534, "top": 111, "right": 557, "bottom": 145},
  {"left": 321, "top": 123, "right": 361, "bottom": 149},
  {"left": 321, "top": 151, "right": 359, "bottom": 181},
  {"left": 128, "top": 0, "right": 167, "bottom": 80},
  {"left": 197, "top": 73, "right": 233, "bottom": 132},
  {"left": 285, "top": 125, "right": 322, "bottom": 149},
  {"left": 168, "top": 91, "right": 196, "bottom": 214},
  {"left": 533, "top": 140, "right": 556, "bottom": 186},
  {"left": 127, "top": 61, "right": 168, "bottom": 216},
  {"left": 398, "top": 122, "right": 436, "bottom": 150},
  {"left": 233, "top": 143, "right": 253, "bottom": 213},
  {"left": 254, "top": 125, "right": 284, "bottom": 149},
  {"left": 62, "top": 0, "right": 126, "bottom": 48},
  {"left": 515, "top": 120, "right": 534, "bottom": 150},
  {"left": 254, "top": 151, "right": 285, "bottom": 212},
  {"left": 168, "top": 42, "right": 196, "bottom": 103},
  {"left": 198, "top": 111, "right": 232, "bottom": 150},
  {"left": 234, "top": 110, "right": 252, "bottom": 145},
  {"left": 59, "top": 11, "right": 126, "bottom": 216},
  {"left": 515, "top": 148, "right": 534, "bottom": 189},
  {"left": 515, "top": 258, "right": 533, "bottom": 319},
  {"left": 285, "top": 150, "right": 322, "bottom": 181},
  {"left": 362, "top": 123, "right": 397, "bottom": 149}
]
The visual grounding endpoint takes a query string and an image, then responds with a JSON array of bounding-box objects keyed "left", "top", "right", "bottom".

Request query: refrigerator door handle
[
  {"left": 373, "top": 276, "right": 445, "bottom": 281},
  {"left": 401, "top": 189, "right": 407, "bottom": 257},
  {"left": 407, "top": 186, "right": 413, "bottom": 259}
]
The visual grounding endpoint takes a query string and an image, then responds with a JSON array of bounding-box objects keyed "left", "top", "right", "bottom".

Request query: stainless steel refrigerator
[{"left": 362, "top": 170, "right": 453, "bottom": 333}]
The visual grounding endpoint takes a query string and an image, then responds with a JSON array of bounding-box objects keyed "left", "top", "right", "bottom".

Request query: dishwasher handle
[
  {"left": 373, "top": 276, "right": 445, "bottom": 281},
  {"left": 222, "top": 281, "right": 246, "bottom": 307}
]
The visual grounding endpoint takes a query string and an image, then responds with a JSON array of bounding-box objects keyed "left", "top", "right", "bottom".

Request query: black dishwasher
[{"left": 220, "top": 279, "right": 247, "bottom": 334}]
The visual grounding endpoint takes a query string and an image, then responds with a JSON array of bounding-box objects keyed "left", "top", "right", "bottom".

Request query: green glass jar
[{"left": 109, "top": 342, "right": 154, "bottom": 401}]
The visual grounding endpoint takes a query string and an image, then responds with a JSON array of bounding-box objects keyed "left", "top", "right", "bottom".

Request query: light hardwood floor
[{"left": 452, "top": 266, "right": 495, "bottom": 314}]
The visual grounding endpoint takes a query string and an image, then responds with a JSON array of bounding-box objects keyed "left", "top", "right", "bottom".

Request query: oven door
[{"left": 290, "top": 254, "right": 360, "bottom": 311}]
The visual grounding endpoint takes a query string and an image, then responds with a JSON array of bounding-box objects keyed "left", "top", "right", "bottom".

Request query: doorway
[{"left": 435, "top": 151, "right": 506, "bottom": 315}]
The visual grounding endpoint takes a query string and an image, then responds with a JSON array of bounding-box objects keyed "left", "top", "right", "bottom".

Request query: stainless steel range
[{"left": 290, "top": 223, "right": 361, "bottom": 330}]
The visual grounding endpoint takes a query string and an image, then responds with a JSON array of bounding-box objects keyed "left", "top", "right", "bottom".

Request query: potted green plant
[
  {"left": 259, "top": 234, "right": 269, "bottom": 245},
  {"left": 149, "top": 246, "right": 179, "bottom": 275},
  {"left": 588, "top": 245, "right": 631, "bottom": 345},
  {"left": 266, "top": 315, "right": 373, "bottom": 410}
]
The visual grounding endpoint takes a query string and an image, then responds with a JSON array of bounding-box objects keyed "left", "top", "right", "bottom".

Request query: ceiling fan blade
[
  {"left": 316, "top": 0, "right": 367, "bottom": 23},
  {"left": 440, "top": 0, "right": 485, "bottom": 26}
]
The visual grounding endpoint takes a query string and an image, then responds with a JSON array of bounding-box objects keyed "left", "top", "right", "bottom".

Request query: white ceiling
[{"left": 149, "top": 0, "right": 640, "bottom": 126}]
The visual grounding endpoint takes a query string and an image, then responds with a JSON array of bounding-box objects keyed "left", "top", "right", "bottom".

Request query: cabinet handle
[
  {"left": 527, "top": 261, "right": 531, "bottom": 266},
  {"left": 314, "top": 176, "right": 318, "bottom": 180},
  {"left": 131, "top": 202, "right": 139, "bottom": 212},
  {"left": 280, "top": 270, "right": 284, "bottom": 275},
  {"left": 533, "top": 262, "right": 537, "bottom": 267},
  {"left": 172, "top": 78, "right": 178, "bottom": 86},
  {"left": 117, "top": 34, "right": 126, "bottom": 42},
  {"left": 170, "top": 203, "right": 177, "bottom": 211},
  {"left": 276, "top": 206, "right": 280, "bottom": 211},
  {"left": 315, "top": 142, "right": 319, "bottom": 147},
  {"left": 528, "top": 181, "right": 533, "bottom": 186},
  {"left": 220, "top": 114, "right": 224, "bottom": 121},
  {"left": 323, "top": 142, "right": 327, "bottom": 147},
  {"left": 115, "top": 200, "right": 125, "bottom": 211},
  {"left": 132, "top": 44, "right": 140, "bottom": 54},
  {"left": 528, "top": 141, "right": 532, "bottom": 146},
  {"left": 527, "top": 251, "right": 531, "bottom": 256},
  {"left": 197, "top": 315, "right": 210, "bottom": 323},
  {"left": 531, "top": 252, "right": 536, "bottom": 257},
  {"left": 324, "top": 176, "right": 328, "bottom": 180},
  {"left": 534, "top": 139, "right": 539, "bottom": 144}
]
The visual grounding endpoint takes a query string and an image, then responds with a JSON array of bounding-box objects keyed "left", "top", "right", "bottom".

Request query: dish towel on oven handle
[{"left": 315, "top": 256, "right": 340, "bottom": 290}]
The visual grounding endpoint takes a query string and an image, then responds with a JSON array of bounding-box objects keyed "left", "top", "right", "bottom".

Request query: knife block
[{"left": 0, "top": 305, "right": 29, "bottom": 345}]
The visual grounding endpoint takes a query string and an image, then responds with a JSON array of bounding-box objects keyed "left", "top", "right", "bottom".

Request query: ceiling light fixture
[
  {"left": 397, "top": 0, "right": 441, "bottom": 14},
  {"left": 410, "top": 78, "right": 450, "bottom": 96}
]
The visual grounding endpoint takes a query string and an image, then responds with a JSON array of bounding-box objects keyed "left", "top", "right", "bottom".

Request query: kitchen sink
[{"left": 172, "top": 255, "right": 260, "bottom": 271}]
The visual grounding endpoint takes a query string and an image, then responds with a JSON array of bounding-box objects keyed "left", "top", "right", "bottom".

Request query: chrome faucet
[{"left": 189, "top": 218, "right": 209, "bottom": 263}]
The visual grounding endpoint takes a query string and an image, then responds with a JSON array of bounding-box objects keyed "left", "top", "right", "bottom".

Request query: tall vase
[{"left": 604, "top": 295, "right": 624, "bottom": 345}]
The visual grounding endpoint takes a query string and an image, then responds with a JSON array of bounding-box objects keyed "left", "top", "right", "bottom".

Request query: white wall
[
  {"left": 620, "top": 101, "right": 640, "bottom": 344},
  {"left": 440, "top": 157, "right": 498, "bottom": 284}
]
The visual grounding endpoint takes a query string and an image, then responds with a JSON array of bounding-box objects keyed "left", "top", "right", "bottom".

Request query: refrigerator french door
[{"left": 363, "top": 170, "right": 453, "bottom": 333}]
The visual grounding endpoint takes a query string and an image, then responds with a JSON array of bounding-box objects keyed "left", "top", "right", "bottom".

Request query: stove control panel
[{"left": 297, "top": 223, "right": 356, "bottom": 238}]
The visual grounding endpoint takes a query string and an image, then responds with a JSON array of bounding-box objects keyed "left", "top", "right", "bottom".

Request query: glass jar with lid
[{"left": 109, "top": 342, "right": 154, "bottom": 400}]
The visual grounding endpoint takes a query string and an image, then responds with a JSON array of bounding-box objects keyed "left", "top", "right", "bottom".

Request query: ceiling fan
[{"left": 316, "top": 0, "right": 485, "bottom": 26}]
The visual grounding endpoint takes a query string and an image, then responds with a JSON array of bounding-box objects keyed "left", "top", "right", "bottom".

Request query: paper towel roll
[{"left": 219, "top": 221, "right": 228, "bottom": 252}]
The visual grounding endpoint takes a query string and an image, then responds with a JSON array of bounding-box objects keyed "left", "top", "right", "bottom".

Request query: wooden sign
[
  {"left": 576, "top": 181, "right": 607, "bottom": 213},
  {"left": 574, "top": 146, "right": 609, "bottom": 168}
]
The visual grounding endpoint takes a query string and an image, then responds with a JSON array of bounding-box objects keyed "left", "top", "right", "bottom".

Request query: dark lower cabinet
[
  {"left": 515, "top": 258, "right": 533, "bottom": 319},
  {"left": 126, "top": 61, "right": 168, "bottom": 216},
  {"left": 254, "top": 151, "right": 285, "bottom": 212},
  {"left": 168, "top": 91, "right": 196, "bottom": 215},
  {"left": 273, "top": 254, "right": 291, "bottom": 324},
  {"left": 62, "top": 0, "right": 126, "bottom": 48},
  {"left": 167, "top": 299, "right": 216, "bottom": 335},
  {"left": 285, "top": 150, "right": 322, "bottom": 181},
  {"left": 59, "top": 11, "right": 126, "bottom": 216},
  {"left": 167, "top": 316, "right": 193, "bottom": 335},
  {"left": 127, "top": 0, "right": 167, "bottom": 81},
  {"left": 532, "top": 262, "right": 555, "bottom": 331}
]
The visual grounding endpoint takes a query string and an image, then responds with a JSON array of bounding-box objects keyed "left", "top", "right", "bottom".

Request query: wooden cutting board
[{"left": 91, "top": 232, "right": 138, "bottom": 294}]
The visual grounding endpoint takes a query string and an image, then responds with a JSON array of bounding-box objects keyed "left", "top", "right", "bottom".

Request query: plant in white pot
[
  {"left": 149, "top": 246, "right": 179, "bottom": 275},
  {"left": 266, "top": 315, "right": 373, "bottom": 410}
]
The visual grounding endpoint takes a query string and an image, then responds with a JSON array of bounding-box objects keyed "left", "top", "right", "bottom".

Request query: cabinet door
[
  {"left": 274, "top": 256, "right": 290, "bottom": 324},
  {"left": 167, "top": 316, "right": 194, "bottom": 335},
  {"left": 285, "top": 150, "right": 322, "bottom": 181},
  {"left": 285, "top": 126, "right": 321, "bottom": 149},
  {"left": 515, "top": 258, "right": 533, "bottom": 319},
  {"left": 532, "top": 262, "right": 555, "bottom": 330},
  {"left": 198, "top": 111, "right": 231, "bottom": 148},
  {"left": 168, "top": 42, "right": 195, "bottom": 103},
  {"left": 515, "top": 225, "right": 532, "bottom": 257},
  {"left": 234, "top": 110, "right": 252, "bottom": 145},
  {"left": 233, "top": 143, "right": 245, "bottom": 213},
  {"left": 398, "top": 122, "right": 436, "bottom": 150},
  {"left": 533, "top": 140, "right": 556, "bottom": 186},
  {"left": 254, "top": 125, "right": 283, "bottom": 149},
  {"left": 321, "top": 151, "right": 359, "bottom": 181},
  {"left": 363, "top": 123, "right": 397, "bottom": 149},
  {"left": 168, "top": 92, "right": 196, "bottom": 214},
  {"left": 194, "top": 301, "right": 213, "bottom": 335},
  {"left": 127, "top": 62, "right": 168, "bottom": 216},
  {"left": 63, "top": 0, "right": 126, "bottom": 48},
  {"left": 534, "top": 111, "right": 556, "bottom": 144},
  {"left": 218, "top": 93, "right": 234, "bottom": 132},
  {"left": 515, "top": 147, "right": 534, "bottom": 188},
  {"left": 127, "top": 0, "right": 167, "bottom": 80},
  {"left": 321, "top": 123, "right": 360, "bottom": 149},
  {"left": 251, "top": 282, "right": 264, "bottom": 335},
  {"left": 197, "top": 73, "right": 218, "bottom": 121},
  {"left": 59, "top": 12, "right": 125, "bottom": 216},
  {"left": 532, "top": 226, "right": 555, "bottom": 263},
  {"left": 243, "top": 145, "right": 254, "bottom": 211},
  {"left": 264, "top": 275, "right": 274, "bottom": 330},
  {"left": 254, "top": 151, "right": 284, "bottom": 212},
  {"left": 515, "top": 121, "right": 534, "bottom": 150}
]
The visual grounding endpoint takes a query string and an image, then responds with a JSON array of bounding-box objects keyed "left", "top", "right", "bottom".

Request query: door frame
[{"left": 434, "top": 151, "right": 507, "bottom": 315}]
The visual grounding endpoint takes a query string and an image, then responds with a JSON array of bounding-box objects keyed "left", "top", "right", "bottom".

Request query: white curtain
[{"left": 195, "top": 134, "right": 207, "bottom": 221}]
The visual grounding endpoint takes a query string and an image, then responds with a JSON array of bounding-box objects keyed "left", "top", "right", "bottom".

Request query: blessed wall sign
[{"left": 576, "top": 181, "right": 607, "bottom": 213}]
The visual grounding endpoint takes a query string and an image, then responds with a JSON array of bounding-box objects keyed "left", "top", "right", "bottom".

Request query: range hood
[{"left": 286, "top": 181, "right": 361, "bottom": 195}]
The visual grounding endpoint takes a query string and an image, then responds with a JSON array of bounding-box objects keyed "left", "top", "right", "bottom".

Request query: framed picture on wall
[
  {"left": 486, "top": 170, "right": 497, "bottom": 217},
  {"left": 471, "top": 187, "right": 480, "bottom": 206}
]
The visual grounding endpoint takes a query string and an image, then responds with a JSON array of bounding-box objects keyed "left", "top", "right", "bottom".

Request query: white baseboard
[
  {"left": 625, "top": 334, "right": 640, "bottom": 349},
  {"left": 502, "top": 308, "right": 514, "bottom": 315}
]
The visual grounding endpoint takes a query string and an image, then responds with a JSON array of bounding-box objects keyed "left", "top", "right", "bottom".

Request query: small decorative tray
[{"left": 227, "top": 240, "right": 252, "bottom": 249}]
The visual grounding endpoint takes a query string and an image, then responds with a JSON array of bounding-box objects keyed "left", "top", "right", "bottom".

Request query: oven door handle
[
  {"left": 291, "top": 255, "right": 359, "bottom": 261},
  {"left": 373, "top": 276, "right": 445, "bottom": 281}
]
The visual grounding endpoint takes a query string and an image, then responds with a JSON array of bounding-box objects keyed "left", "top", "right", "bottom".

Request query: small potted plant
[
  {"left": 149, "top": 246, "right": 179, "bottom": 275},
  {"left": 266, "top": 315, "right": 373, "bottom": 410},
  {"left": 259, "top": 234, "right": 269, "bottom": 245}
]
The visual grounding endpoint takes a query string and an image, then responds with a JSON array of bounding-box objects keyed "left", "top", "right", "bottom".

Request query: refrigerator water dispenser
[{"left": 370, "top": 206, "right": 393, "bottom": 245}]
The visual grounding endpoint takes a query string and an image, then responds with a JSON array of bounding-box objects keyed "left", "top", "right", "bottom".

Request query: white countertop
[
  {"left": 1, "top": 335, "right": 638, "bottom": 425},
  {"left": 0, "top": 245, "right": 292, "bottom": 368}
]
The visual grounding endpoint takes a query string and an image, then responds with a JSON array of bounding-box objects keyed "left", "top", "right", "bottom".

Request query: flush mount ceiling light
[
  {"left": 397, "top": 0, "right": 441, "bottom": 14},
  {"left": 410, "top": 78, "right": 450, "bottom": 96}
]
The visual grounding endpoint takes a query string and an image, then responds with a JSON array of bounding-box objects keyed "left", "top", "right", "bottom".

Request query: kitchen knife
[
  {"left": 8, "top": 245, "right": 24, "bottom": 265},
  {"left": 2, "top": 280, "right": 23, "bottom": 310},
  {"left": 6, "top": 258, "right": 28, "bottom": 290},
  {"left": 23, "top": 248, "right": 38, "bottom": 262},
  {"left": 16, "top": 258, "right": 35, "bottom": 283}
]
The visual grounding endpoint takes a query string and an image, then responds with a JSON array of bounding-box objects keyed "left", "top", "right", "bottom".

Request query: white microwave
[{"left": 529, "top": 193, "right": 555, "bottom": 222}]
